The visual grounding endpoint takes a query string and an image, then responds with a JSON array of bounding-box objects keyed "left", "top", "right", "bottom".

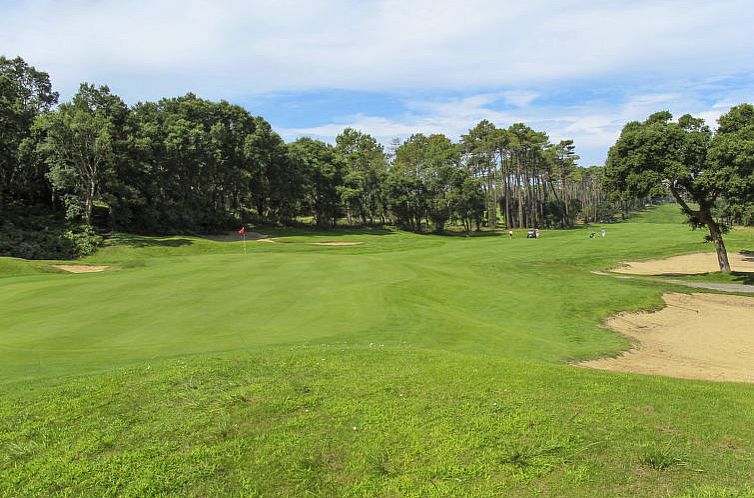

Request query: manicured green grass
[
  {"left": 1, "top": 205, "right": 753, "bottom": 497},
  {"left": 0, "top": 256, "right": 64, "bottom": 277}
]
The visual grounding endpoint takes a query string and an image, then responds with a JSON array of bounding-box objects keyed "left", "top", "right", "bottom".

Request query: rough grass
[
  {"left": 0, "top": 204, "right": 753, "bottom": 497},
  {"left": 1, "top": 348, "right": 752, "bottom": 497}
]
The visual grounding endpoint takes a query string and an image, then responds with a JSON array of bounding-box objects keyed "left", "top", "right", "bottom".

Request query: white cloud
[
  {"left": 3, "top": 0, "right": 752, "bottom": 164},
  {"left": 2, "top": 0, "right": 753, "bottom": 100}
]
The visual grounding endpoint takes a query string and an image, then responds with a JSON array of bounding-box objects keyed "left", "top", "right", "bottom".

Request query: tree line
[{"left": 3, "top": 55, "right": 646, "bottom": 258}]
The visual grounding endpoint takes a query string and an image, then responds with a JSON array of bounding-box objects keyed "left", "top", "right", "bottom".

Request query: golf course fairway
[{"left": 1, "top": 205, "right": 753, "bottom": 497}]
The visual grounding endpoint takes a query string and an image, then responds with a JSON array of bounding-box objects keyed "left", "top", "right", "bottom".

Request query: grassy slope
[{"left": 1, "top": 205, "right": 753, "bottom": 497}]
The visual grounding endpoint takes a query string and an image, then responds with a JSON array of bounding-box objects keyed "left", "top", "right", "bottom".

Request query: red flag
[{"left": 238, "top": 227, "right": 246, "bottom": 235}]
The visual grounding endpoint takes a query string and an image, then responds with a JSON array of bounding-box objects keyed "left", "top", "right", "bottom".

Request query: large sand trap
[
  {"left": 580, "top": 293, "right": 754, "bottom": 383},
  {"left": 613, "top": 251, "right": 754, "bottom": 275},
  {"left": 310, "top": 241, "right": 364, "bottom": 246},
  {"left": 53, "top": 265, "right": 109, "bottom": 273}
]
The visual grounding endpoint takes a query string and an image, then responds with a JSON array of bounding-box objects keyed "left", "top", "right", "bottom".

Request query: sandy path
[
  {"left": 53, "top": 265, "right": 110, "bottom": 273},
  {"left": 613, "top": 251, "right": 754, "bottom": 275},
  {"left": 579, "top": 293, "right": 754, "bottom": 383}
]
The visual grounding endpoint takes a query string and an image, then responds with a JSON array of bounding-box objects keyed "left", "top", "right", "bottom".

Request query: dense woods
[{"left": 5, "top": 55, "right": 750, "bottom": 260}]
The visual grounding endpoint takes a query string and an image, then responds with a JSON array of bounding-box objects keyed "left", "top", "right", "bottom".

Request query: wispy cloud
[
  {"left": 278, "top": 79, "right": 754, "bottom": 165},
  {"left": 503, "top": 91, "right": 540, "bottom": 107}
]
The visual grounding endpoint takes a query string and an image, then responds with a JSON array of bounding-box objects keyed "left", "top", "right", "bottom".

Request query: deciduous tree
[{"left": 605, "top": 109, "right": 750, "bottom": 272}]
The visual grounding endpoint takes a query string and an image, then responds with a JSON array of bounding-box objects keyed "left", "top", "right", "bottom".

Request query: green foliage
[
  {"left": 604, "top": 109, "right": 749, "bottom": 271},
  {"left": 0, "top": 209, "right": 101, "bottom": 259},
  {"left": 0, "top": 55, "right": 58, "bottom": 207},
  {"left": 594, "top": 200, "right": 617, "bottom": 223},
  {"left": 708, "top": 103, "right": 754, "bottom": 225},
  {"left": 35, "top": 83, "right": 124, "bottom": 225},
  {"left": 335, "top": 128, "right": 388, "bottom": 224},
  {"left": 62, "top": 224, "right": 102, "bottom": 257},
  {"left": 119, "top": 95, "right": 294, "bottom": 232},
  {"left": 288, "top": 137, "right": 344, "bottom": 228},
  {"left": 388, "top": 133, "right": 478, "bottom": 232}
]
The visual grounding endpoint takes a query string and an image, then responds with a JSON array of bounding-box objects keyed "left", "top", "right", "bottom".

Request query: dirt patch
[
  {"left": 310, "top": 242, "right": 364, "bottom": 246},
  {"left": 579, "top": 293, "right": 754, "bottom": 383},
  {"left": 53, "top": 265, "right": 110, "bottom": 273},
  {"left": 613, "top": 252, "right": 754, "bottom": 275}
]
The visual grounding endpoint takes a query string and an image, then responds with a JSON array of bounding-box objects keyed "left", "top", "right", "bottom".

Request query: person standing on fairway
[
  {"left": 508, "top": 230, "right": 513, "bottom": 239},
  {"left": 601, "top": 228, "right": 606, "bottom": 238}
]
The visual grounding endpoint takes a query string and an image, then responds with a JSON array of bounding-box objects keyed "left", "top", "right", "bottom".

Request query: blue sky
[{"left": 2, "top": 0, "right": 754, "bottom": 165}]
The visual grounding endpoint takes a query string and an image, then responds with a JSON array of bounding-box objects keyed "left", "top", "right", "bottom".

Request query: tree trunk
[
  {"left": 504, "top": 168, "right": 511, "bottom": 228},
  {"left": 516, "top": 156, "right": 524, "bottom": 228},
  {"left": 561, "top": 173, "right": 570, "bottom": 227},
  {"left": 669, "top": 185, "right": 731, "bottom": 273},
  {"left": 701, "top": 209, "right": 732, "bottom": 272},
  {"left": 85, "top": 178, "right": 95, "bottom": 225}
]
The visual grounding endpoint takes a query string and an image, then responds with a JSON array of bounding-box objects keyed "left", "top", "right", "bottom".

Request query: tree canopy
[{"left": 605, "top": 108, "right": 754, "bottom": 272}]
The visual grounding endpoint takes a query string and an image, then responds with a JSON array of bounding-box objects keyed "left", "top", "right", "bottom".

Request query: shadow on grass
[
  {"left": 656, "top": 271, "right": 754, "bottom": 285},
  {"left": 414, "top": 223, "right": 598, "bottom": 237},
  {"left": 426, "top": 230, "right": 503, "bottom": 238},
  {"left": 108, "top": 234, "right": 194, "bottom": 248},
  {"left": 260, "top": 226, "right": 395, "bottom": 237},
  {"left": 723, "top": 271, "right": 754, "bottom": 285}
]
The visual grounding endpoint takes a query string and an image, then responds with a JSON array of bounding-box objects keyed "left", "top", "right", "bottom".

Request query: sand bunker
[
  {"left": 580, "top": 293, "right": 754, "bottom": 383},
  {"left": 310, "top": 241, "right": 364, "bottom": 246},
  {"left": 53, "top": 265, "right": 109, "bottom": 273},
  {"left": 613, "top": 251, "right": 754, "bottom": 275}
]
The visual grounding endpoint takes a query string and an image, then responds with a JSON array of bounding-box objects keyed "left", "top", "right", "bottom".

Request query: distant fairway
[{"left": 1, "top": 205, "right": 753, "bottom": 497}]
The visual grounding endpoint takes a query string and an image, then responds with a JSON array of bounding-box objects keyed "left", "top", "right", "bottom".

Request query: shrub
[
  {"left": 63, "top": 225, "right": 103, "bottom": 257},
  {"left": 0, "top": 208, "right": 102, "bottom": 259}
]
